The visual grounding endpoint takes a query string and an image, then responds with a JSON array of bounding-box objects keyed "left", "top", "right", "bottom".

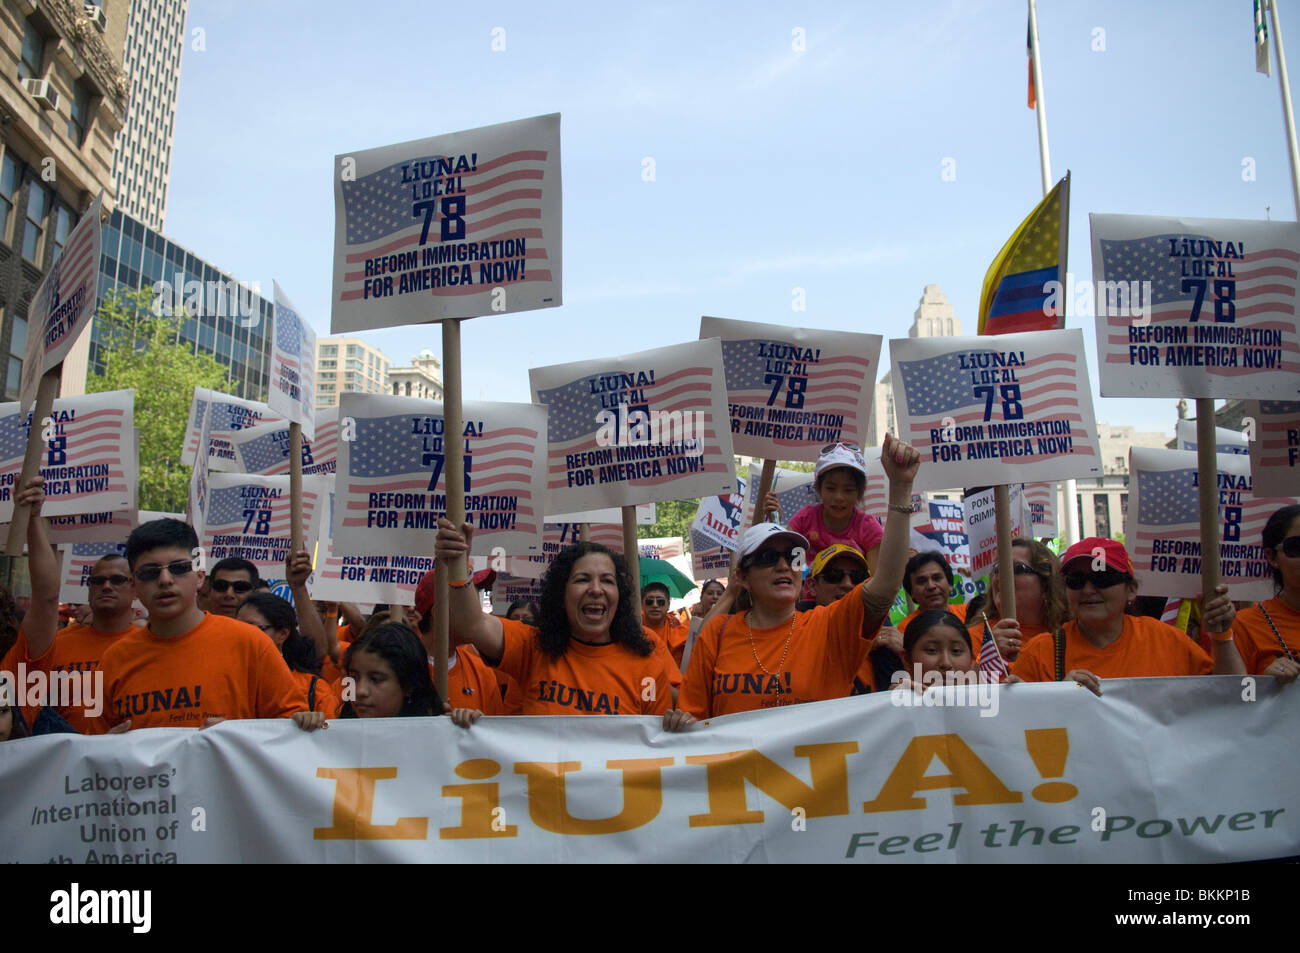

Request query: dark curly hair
[
  {"left": 239, "top": 592, "right": 321, "bottom": 675},
  {"left": 339, "top": 622, "right": 443, "bottom": 718},
  {"left": 536, "top": 543, "right": 653, "bottom": 659},
  {"left": 1262, "top": 503, "right": 1300, "bottom": 593}
]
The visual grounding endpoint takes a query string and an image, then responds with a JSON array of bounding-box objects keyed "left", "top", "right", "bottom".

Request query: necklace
[{"left": 747, "top": 610, "right": 796, "bottom": 695}]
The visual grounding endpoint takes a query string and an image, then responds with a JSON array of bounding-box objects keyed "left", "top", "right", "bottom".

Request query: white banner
[
  {"left": 230, "top": 408, "right": 339, "bottom": 477},
  {"left": 1245, "top": 399, "right": 1300, "bottom": 498},
  {"left": 890, "top": 330, "right": 1102, "bottom": 491},
  {"left": 268, "top": 281, "right": 317, "bottom": 438},
  {"left": 20, "top": 193, "right": 101, "bottom": 411},
  {"left": 334, "top": 394, "right": 546, "bottom": 558},
  {"left": 1128, "top": 447, "right": 1298, "bottom": 601},
  {"left": 200, "top": 472, "right": 327, "bottom": 578},
  {"left": 182, "top": 388, "right": 283, "bottom": 470},
  {"left": 1090, "top": 213, "right": 1300, "bottom": 398},
  {"left": 700, "top": 315, "right": 881, "bottom": 460},
  {"left": 964, "top": 485, "right": 1027, "bottom": 578},
  {"left": 2, "top": 680, "right": 1296, "bottom": 862},
  {"left": 0, "top": 389, "right": 134, "bottom": 522},
  {"left": 1174, "top": 418, "right": 1249, "bottom": 454},
  {"left": 331, "top": 113, "right": 562, "bottom": 331}
]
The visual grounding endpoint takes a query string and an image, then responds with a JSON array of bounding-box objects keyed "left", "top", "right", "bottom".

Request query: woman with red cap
[{"left": 1010, "top": 536, "right": 1243, "bottom": 694}]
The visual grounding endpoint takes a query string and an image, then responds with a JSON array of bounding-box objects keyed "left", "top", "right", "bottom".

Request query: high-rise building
[
  {"left": 866, "top": 285, "right": 962, "bottom": 447},
  {"left": 0, "top": 0, "right": 128, "bottom": 400},
  {"left": 389, "top": 348, "right": 443, "bottom": 401},
  {"left": 110, "top": 0, "right": 186, "bottom": 232},
  {"left": 91, "top": 207, "right": 273, "bottom": 400},
  {"left": 315, "top": 337, "right": 389, "bottom": 409}
]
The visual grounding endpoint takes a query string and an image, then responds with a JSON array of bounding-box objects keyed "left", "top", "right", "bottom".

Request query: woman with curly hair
[
  {"left": 969, "top": 537, "right": 1068, "bottom": 663},
  {"left": 435, "top": 521, "right": 691, "bottom": 728}
]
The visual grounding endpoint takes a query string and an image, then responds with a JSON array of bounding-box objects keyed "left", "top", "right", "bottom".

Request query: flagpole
[
  {"left": 1028, "top": 0, "right": 1079, "bottom": 546},
  {"left": 1269, "top": 0, "right": 1300, "bottom": 217}
]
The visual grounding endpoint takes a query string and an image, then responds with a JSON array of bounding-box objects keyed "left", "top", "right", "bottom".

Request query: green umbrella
[{"left": 638, "top": 556, "right": 697, "bottom": 598}]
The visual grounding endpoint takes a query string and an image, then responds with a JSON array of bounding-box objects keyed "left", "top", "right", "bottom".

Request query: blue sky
[{"left": 163, "top": 0, "right": 1294, "bottom": 439}]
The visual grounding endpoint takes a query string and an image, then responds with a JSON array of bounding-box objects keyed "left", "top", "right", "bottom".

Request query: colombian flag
[{"left": 977, "top": 172, "right": 1069, "bottom": 336}]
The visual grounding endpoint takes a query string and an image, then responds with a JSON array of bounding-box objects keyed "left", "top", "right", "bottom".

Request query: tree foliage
[
  {"left": 638, "top": 497, "right": 699, "bottom": 543},
  {"left": 86, "top": 287, "right": 232, "bottom": 513}
]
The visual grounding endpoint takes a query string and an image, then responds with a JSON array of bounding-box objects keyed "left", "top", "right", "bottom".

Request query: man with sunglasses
[
  {"left": 200, "top": 557, "right": 262, "bottom": 618},
  {"left": 1010, "top": 537, "right": 1242, "bottom": 694},
  {"left": 93, "top": 518, "right": 306, "bottom": 731},
  {"left": 809, "top": 545, "right": 870, "bottom": 608},
  {"left": 1, "top": 477, "right": 144, "bottom": 734},
  {"left": 641, "top": 582, "right": 687, "bottom": 667}
]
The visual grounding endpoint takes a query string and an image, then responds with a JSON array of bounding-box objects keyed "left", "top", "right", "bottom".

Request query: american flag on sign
[
  {"left": 204, "top": 485, "right": 313, "bottom": 543},
  {"left": 978, "top": 621, "right": 1009, "bottom": 682},
  {"left": 235, "top": 417, "right": 339, "bottom": 477},
  {"left": 1097, "top": 232, "right": 1300, "bottom": 377},
  {"left": 896, "top": 349, "right": 1094, "bottom": 464},
  {"left": 535, "top": 366, "right": 726, "bottom": 493},
  {"left": 183, "top": 391, "right": 281, "bottom": 466},
  {"left": 0, "top": 405, "right": 130, "bottom": 516},
  {"left": 1257, "top": 400, "right": 1300, "bottom": 473},
  {"left": 1022, "top": 482, "right": 1058, "bottom": 536},
  {"left": 720, "top": 339, "right": 874, "bottom": 450},
  {"left": 340, "top": 414, "right": 540, "bottom": 534},
  {"left": 1134, "top": 466, "right": 1274, "bottom": 567},
  {"left": 270, "top": 283, "right": 317, "bottom": 429},
  {"left": 337, "top": 150, "right": 555, "bottom": 302}
]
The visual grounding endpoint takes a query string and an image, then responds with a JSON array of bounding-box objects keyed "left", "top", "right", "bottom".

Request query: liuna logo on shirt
[
  {"left": 113, "top": 685, "right": 203, "bottom": 719},
  {"left": 712, "top": 671, "right": 793, "bottom": 696},
  {"left": 535, "top": 679, "right": 622, "bottom": 713}
]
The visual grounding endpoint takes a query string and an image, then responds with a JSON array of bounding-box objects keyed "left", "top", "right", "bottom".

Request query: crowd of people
[{"left": 1, "top": 434, "right": 1297, "bottom": 745}]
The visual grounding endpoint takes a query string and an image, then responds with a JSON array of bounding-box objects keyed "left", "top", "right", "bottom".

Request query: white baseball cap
[
  {"left": 814, "top": 443, "right": 867, "bottom": 482},
  {"left": 737, "top": 522, "right": 810, "bottom": 560}
]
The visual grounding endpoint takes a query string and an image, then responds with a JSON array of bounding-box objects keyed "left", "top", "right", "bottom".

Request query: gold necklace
[{"left": 747, "top": 610, "right": 796, "bottom": 695}]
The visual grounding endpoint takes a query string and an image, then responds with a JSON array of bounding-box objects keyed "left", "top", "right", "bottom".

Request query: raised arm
[
  {"left": 1202, "top": 584, "right": 1246, "bottom": 675},
  {"left": 20, "top": 477, "right": 60, "bottom": 660},
  {"left": 285, "top": 549, "right": 331, "bottom": 660},
  {"left": 434, "top": 518, "right": 505, "bottom": 661},
  {"left": 859, "top": 434, "right": 920, "bottom": 633}
]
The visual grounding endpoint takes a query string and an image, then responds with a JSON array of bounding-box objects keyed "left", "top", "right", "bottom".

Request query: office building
[
  {"left": 389, "top": 348, "right": 443, "bottom": 400},
  {"left": 315, "top": 336, "right": 389, "bottom": 409}
]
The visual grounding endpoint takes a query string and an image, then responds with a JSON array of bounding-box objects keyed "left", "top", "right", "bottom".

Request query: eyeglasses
[
  {"left": 995, "top": 562, "right": 1041, "bottom": 577},
  {"left": 817, "top": 567, "right": 868, "bottom": 585},
  {"left": 1276, "top": 536, "right": 1300, "bottom": 558},
  {"left": 87, "top": 574, "right": 130, "bottom": 588},
  {"left": 134, "top": 559, "right": 195, "bottom": 583},
  {"left": 643, "top": 597, "right": 667, "bottom": 606},
  {"left": 1063, "top": 571, "right": 1131, "bottom": 590},
  {"left": 821, "top": 441, "right": 863, "bottom": 454},
  {"left": 746, "top": 547, "right": 802, "bottom": 569},
  {"left": 209, "top": 578, "right": 255, "bottom": 594}
]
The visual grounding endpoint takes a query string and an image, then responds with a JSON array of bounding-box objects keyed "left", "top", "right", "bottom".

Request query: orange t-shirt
[
  {"left": 493, "top": 618, "right": 674, "bottom": 716},
  {"left": 435, "top": 645, "right": 517, "bottom": 715},
  {"left": 898, "top": 603, "right": 968, "bottom": 632},
  {"left": 9, "top": 621, "right": 142, "bottom": 734},
  {"left": 681, "top": 584, "right": 879, "bottom": 718},
  {"left": 643, "top": 613, "right": 688, "bottom": 667},
  {"left": 1231, "top": 598, "right": 1300, "bottom": 674},
  {"left": 295, "top": 669, "right": 337, "bottom": 715},
  {"left": 96, "top": 613, "right": 307, "bottom": 731},
  {"left": 1012, "top": 615, "right": 1212, "bottom": 682},
  {"left": 320, "top": 637, "right": 353, "bottom": 688}
]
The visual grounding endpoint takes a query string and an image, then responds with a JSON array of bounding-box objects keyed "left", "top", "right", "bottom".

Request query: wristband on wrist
[
  {"left": 1211, "top": 630, "right": 1234, "bottom": 643},
  {"left": 448, "top": 578, "right": 469, "bottom": 589},
  {"left": 888, "top": 503, "right": 912, "bottom": 515}
]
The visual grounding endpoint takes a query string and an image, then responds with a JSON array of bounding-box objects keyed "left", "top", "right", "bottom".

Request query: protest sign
[
  {"left": 334, "top": 394, "right": 546, "bottom": 558},
  {"left": 19, "top": 193, "right": 102, "bottom": 412},
  {"left": 182, "top": 388, "right": 283, "bottom": 470},
  {"left": 3, "top": 680, "right": 1295, "bottom": 863},
  {"left": 1174, "top": 418, "right": 1248, "bottom": 454},
  {"left": 912, "top": 498, "right": 971, "bottom": 578},
  {"left": 1128, "top": 447, "right": 1298, "bottom": 601},
  {"left": 331, "top": 114, "right": 561, "bottom": 331},
  {"left": 690, "top": 528, "right": 733, "bottom": 581},
  {"left": 268, "top": 282, "right": 317, "bottom": 439},
  {"left": 230, "top": 408, "right": 339, "bottom": 477},
  {"left": 638, "top": 536, "right": 684, "bottom": 560},
  {"left": 890, "top": 330, "right": 1102, "bottom": 492},
  {"left": 513, "top": 522, "right": 624, "bottom": 579},
  {"left": 1090, "top": 214, "right": 1300, "bottom": 398},
  {"left": 1245, "top": 399, "right": 1300, "bottom": 498},
  {"left": 1022, "top": 482, "right": 1058, "bottom": 538},
  {"left": 200, "top": 472, "right": 327, "bottom": 578},
  {"left": 531, "top": 339, "right": 734, "bottom": 512},
  {"left": 691, "top": 476, "right": 748, "bottom": 552},
  {"left": 700, "top": 316, "right": 881, "bottom": 460},
  {"left": 964, "top": 485, "right": 1027, "bottom": 578},
  {"left": 57, "top": 541, "right": 128, "bottom": 605},
  {"left": 0, "top": 390, "right": 134, "bottom": 522},
  {"left": 546, "top": 503, "right": 655, "bottom": 524},
  {"left": 490, "top": 572, "right": 545, "bottom": 614}
]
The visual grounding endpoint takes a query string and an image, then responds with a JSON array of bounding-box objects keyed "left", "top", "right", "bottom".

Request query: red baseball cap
[
  {"left": 414, "top": 567, "right": 498, "bottom": 617},
  {"left": 1059, "top": 537, "right": 1133, "bottom": 575}
]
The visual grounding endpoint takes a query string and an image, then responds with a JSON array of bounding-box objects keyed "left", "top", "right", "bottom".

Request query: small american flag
[
  {"left": 719, "top": 337, "right": 874, "bottom": 451},
  {"left": 1097, "top": 232, "right": 1300, "bottom": 378},
  {"left": 979, "top": 620, "right": 1009, "bottom": 682},
  {"left": 896, "top": 349, "right": 1094, "bottom": 464},
  {"left": 1161, "top": 597, "right": 1184, "bottom": 627}
]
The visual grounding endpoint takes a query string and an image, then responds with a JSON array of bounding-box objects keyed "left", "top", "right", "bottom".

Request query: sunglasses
[
  {"left": 1063, "top": 571, "right": 1132, "bottom": 590},
  {"left": 1275, "top": 536, "right": 1300, "bottom": 558},
  {"left": 745, "top": 547, "right": 802, "bottom": 569},
  {"left": 643, "top": 597, "right": 667, "bottom": 606},
  {"left": 134, "top": 559, "right": 196, "bottom": 583},
  {"left": 820, "top": 441, "right": 863, "bottom": 454},
  {"left": 995, "top": 562, "right": 1041, "bottom": 577},
  {"left": 817, "top": 567, "right": 868, "bottom": 585},
  {"left": 209, "top": 578, "right": 255, "bottom": 594},
  {"left": 87, "top": 574, "right": 130, "bottom": 588}
]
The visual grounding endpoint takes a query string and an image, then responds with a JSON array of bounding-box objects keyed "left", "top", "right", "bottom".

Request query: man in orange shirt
[
  {"left": 96, "top": 518, "right": 306, "bottom": 731},
  {"left": 641, "top": 582, "right": 687, "bottom": 666},
  {"left": 199, "top": 557, "right": 260, "bottom": 618}
]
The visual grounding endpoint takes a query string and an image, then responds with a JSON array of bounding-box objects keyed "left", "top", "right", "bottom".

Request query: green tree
[
  {"left": 86, "top": 287, "right": 232, "bottom": 513},
  {"left": 638, "top": 497, "right": 700, "bottom": 544}
]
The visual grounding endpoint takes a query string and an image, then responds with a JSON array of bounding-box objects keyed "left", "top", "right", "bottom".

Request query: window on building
[
  {"left": 68, "top": 80, "right": 92, "bottom": 146},
  {"left": 22, "top": 181, "right": 48, "bottom": 263},
  {"left": 18, "top": 19, "right": 43, "bottom": 81},
  {"left": 0, "top": 154, "right": 19, "bottom": 242},
  {"left": 5, "top": 314, "right": 26, "bottom": 401},
  {"left": 404, "top": 381, "right": 411, "bottom": 396},
  {"left": 52, "top": 204, "right": 76, "bottom": 262},
  {"left": 320, "top": 344, "right": 337, "bottom": 357},
  {"left": 346, "top": 345, "right": 361, "bottom": 358},
  {"left": 1120, "top": 493, "right": 1129, "bottom": 524},
  {"left": 1094, "top": 496, "right": 1111, "bottom": 539}
]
